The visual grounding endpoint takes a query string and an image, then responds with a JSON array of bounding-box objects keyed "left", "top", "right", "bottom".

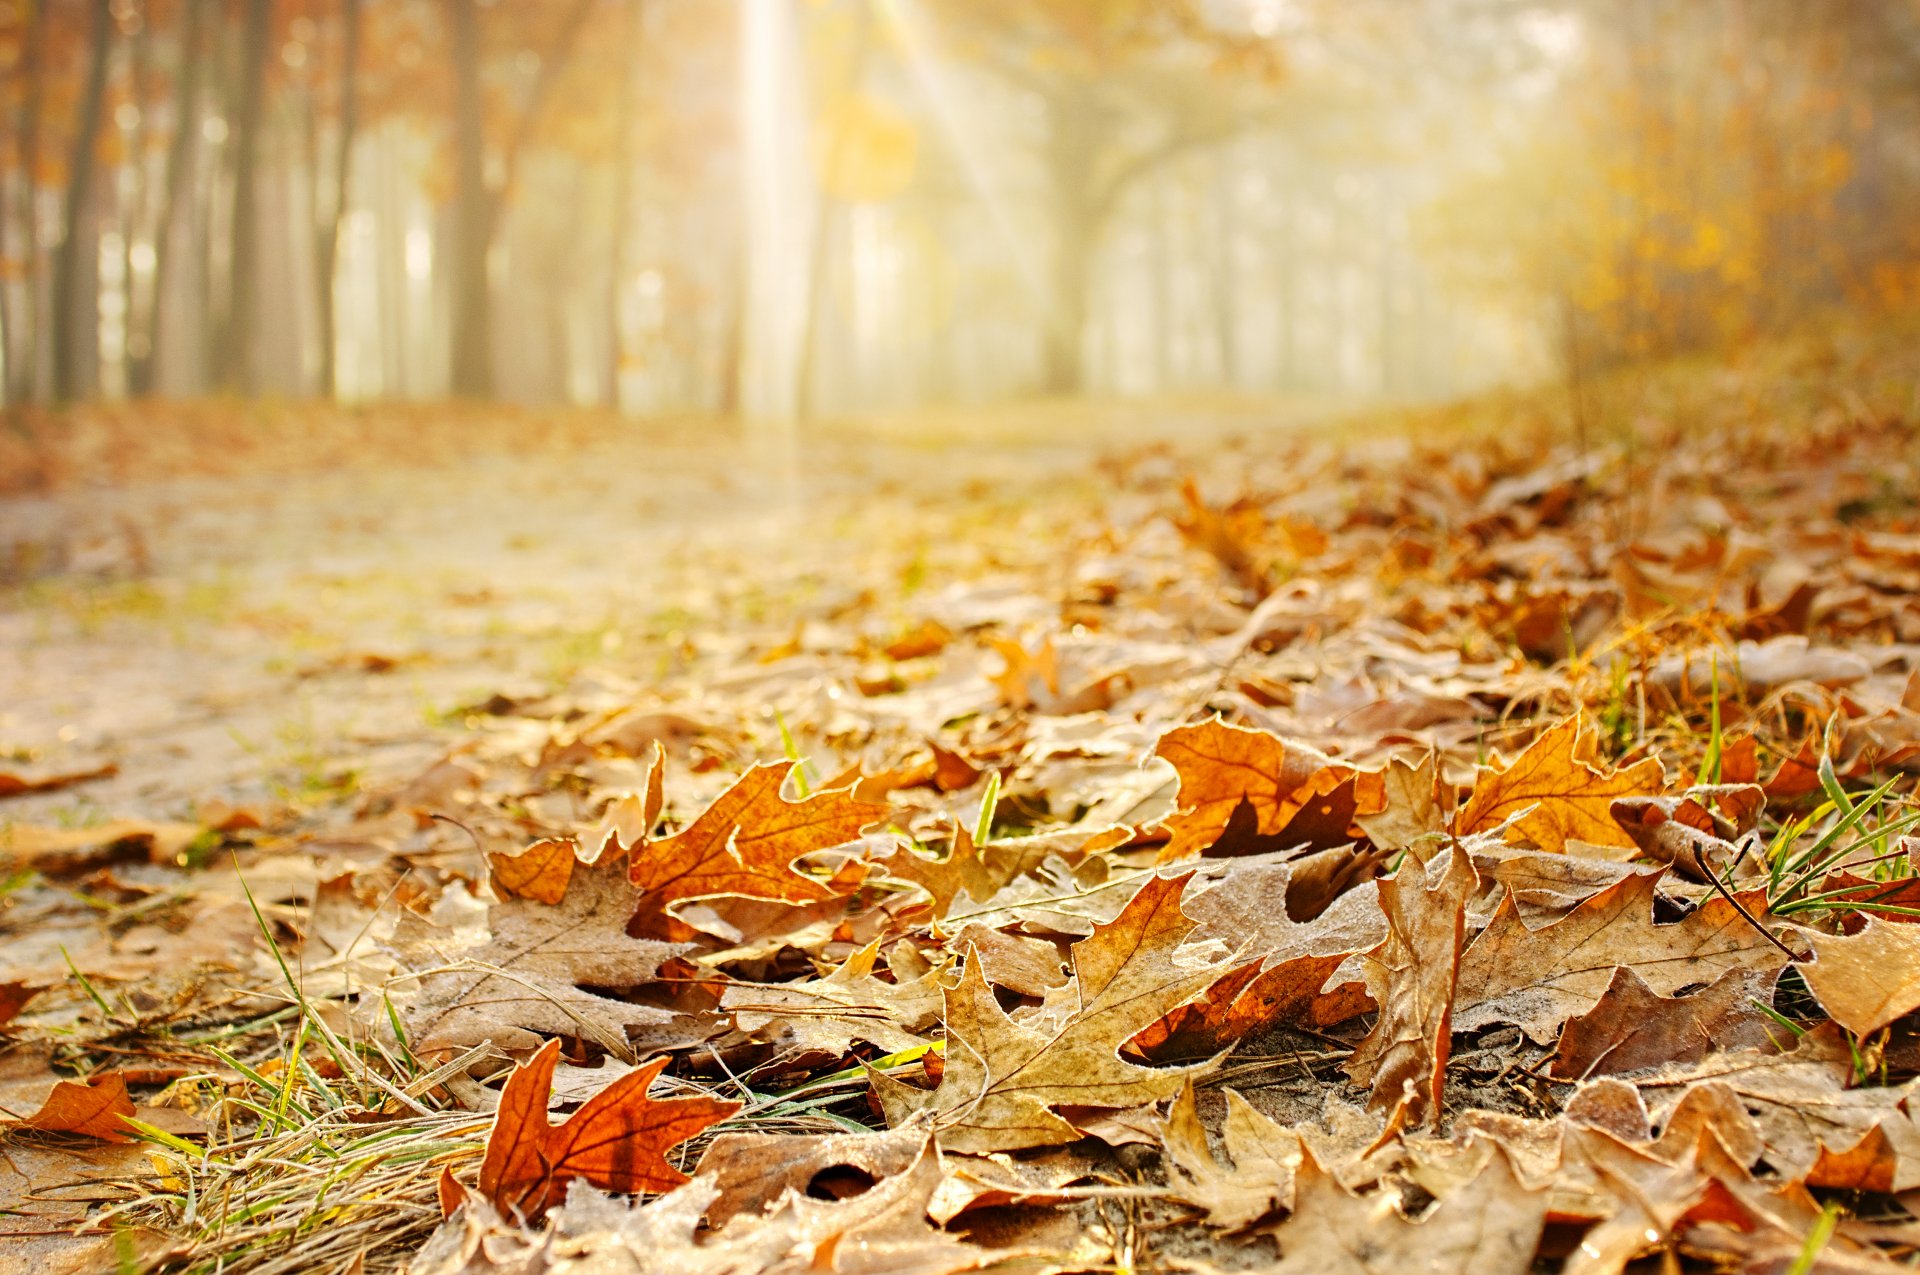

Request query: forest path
[{"left": 0, "top": 403, "right": 1307, "bottom": 830}]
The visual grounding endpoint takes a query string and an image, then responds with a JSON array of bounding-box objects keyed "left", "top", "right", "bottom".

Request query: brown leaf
[
  {"left": 1129, "top": 951, "right": 1363, "bottom": 1061},
  {"left": 17, "top": 1073, "right": 136, "bottom": 1142},
  {"left": 0, "top": 981, "right": 42, "bottom": 1028},
  {"left": 1635, "top": 1027, "right": 1920, "bottom": 1189},
  {"left": 1454, "top": 871, "right": 1790, "bottom": 1042},
  {"left": 1817, "top": 870, "right": 1920, "bottom": 925},
  {"left": 1153, "top": 719, "right": 1378, "bottom": 861},
  {"left": 0, "top": 761, "right": 117, "bottom": 799},
  {"left": 1173, "top": 476, "right": 1270, "bottom": 596},
  {"left": 1161, "top": 1080, "right": 1302, "bottom": 1229},
  {"left": 514, "top": 754, "right": 667, "bottom": 898},
  {"left": 0, "top": 818, "right": 206, "bottom": 873},
  {"left": 946, "top": 924, "right": 1066, "bottom": 997},
  {"left": 692, "top": 1122, "right": 927, "bottom": 1228},
  {"left": 1354, "top": 752, "right": 1453, "bottom": 857},
  {"left": 1345, "top": 847, "right": 1476, "bottom": 1127},
  {"left": 1262, "top": 1143, "right": 1548, "bottom": 1274},
  {"left": 487, "top": 836, "right": 577, "bottom": 905},
  {"left": 720, "top": 939, "right": 946, "bottom": 1057},
  {"left": 1549, "top": 966, "right": 1782, "bottom": 1079},
  {"left": 404, "top": 839, "right": 692, "bottom": 1057},
  {"left": 1609, "top": 794, "right": 1739, "bottom": 879},
  {"left": 476, "top": 1038, "right": 737, "bottom": 1222},
  {"left": 1801, "top": 918, "right": 1920, "bottom": 1036},
  {"left": 630, "top": 763, "right": 887, "bottom": 939},
  {"left": 884, "top": 619, "right": 953, "bottom": 662},
  {"left": 872, "top": 872, "right": 1224, "bottom": 1153},
  {"left": 1453, "top": 715, "right": 1665, "bottom": 853}
]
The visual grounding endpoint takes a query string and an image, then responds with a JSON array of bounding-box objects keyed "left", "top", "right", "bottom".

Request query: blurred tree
[
  {"left": 923, "top": 0, "right": 1282, "bottom": 393},
  {"left": 446, "top": 0, "right": 597, "bottom": 399},
  {"left": 216, "top": 0, "right": 273, "bottom": 394},
  {"left": 136, "top": 0, "right": 208, "bottom": 397},
  {"left": 1423, "top": 0, "right": 1920, "bottom": 375},
  {"left": 51, "top": 0, "right": 111, "bottom": 401}
]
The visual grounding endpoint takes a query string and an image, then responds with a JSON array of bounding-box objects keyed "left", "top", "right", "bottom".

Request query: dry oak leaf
[
  {"left": 506, "top": 751, "right": 668, "bottom": 905},
  {"left": 1153, "top": 718, "right": 1383, "bottom": 862},
  {"left": 1345, "top": 846, "right": 1477, "bottom": 1128},
  {"left": 1161, "top": 1079, "right": 1304, "bottom": 1230},
  {"left": 873, "top": 872, "right": 1224, "bottom": 1154},
  {"left": 497, "top": 1141, "right": 1020, "bottom": 1275},
  {"left": 1453, "top": 871, "right": 1791, "bottom": 1043},
  {"left": 1453, "top": 715, "right": 1665, "bottom": 854},
  {"left": 1801, "top": 918, "right": 1920, "bottom": 1036},
  {"left": 0, "top": 981, "right": 42, "bottom": 1028},
  {"left": 1263, "top": 1143, "right": 1548, "bottom": 1275},
  {"left": 944, "top": 924, "right": 1066, "bottom": 998},
  {"left": 1129, "top": 951, "right": 1366, "bottom": 1061},
  {"left": 477, "top": 1038, "right": 738, "bottom": 1222},
  {"left": 404, "top": 840, "right": 691, "bottom": 1058},
  {"left": 720, "top": 939, "right": 946, "bottom": 1057},
  {"left": 630, "top": 762, "right": 887, "bottom": 940},
  {"left": 1634, "top": 1028, "right": 1920, "bottom": 1190},
  {"left": 14, "top": 1073, "right": 136, "bottom": 1141},
  {"left": 883, "top": 823, "right": 1125, "bottom": 924},
  {"left": 1549, "top": 966, "right": 1783, "bottom": 1080},
  {"left": 878, "top": 824, "right": 997, "bottom": 920},
  {"left": 691, "top": 1121, "right": 928, "bottom": 1229},
  {"left": 1555, "top": 1123, "right": 1720, "bottom": 1275},
  {"left": 1353, "top": 752, "right": 1453, "bottom": 858}
]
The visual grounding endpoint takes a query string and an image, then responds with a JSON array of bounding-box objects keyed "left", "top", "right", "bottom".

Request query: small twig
[{"left": 1694, "top": 844, "right": 1800, "bottom": 961}]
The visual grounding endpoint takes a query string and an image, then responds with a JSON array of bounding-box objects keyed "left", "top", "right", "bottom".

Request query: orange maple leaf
[
  {"left": 1452, "top": 715, "right": 1665, "bottom": 853},
  {"left": 1154, "top": 719, "right": 1384, "bottom": 861},
  {"left": 629, "top": 762, "right": 888, "bottom": 939},
  {"left": 476, "top": 1039, "right": 739, "bottom": 1222}
]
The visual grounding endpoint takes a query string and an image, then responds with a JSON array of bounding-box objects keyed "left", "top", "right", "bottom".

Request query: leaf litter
[{"left": 3, "top": 340, "right": 1920, "bottom": 1271}]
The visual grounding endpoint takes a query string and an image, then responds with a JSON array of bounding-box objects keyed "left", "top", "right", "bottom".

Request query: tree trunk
[
  {"left": 0, "top": 108, "right": 16, "bottom": 403},
  {"left": 1042, "top": 100, "right": 1094, "bottom": 396},
  {"left": 447, "top": 0, "right": 593, "bottom": 399},
  {"left": 52, "top": 0, "right": 113, "bottom": 403},
  {"left": 604, "top": 0, "right": 641, "bottom": 409},
  {"left": 448, "top": 0, "right": 493, "bottom": 398},
  {"left": 13, "top": 0, "right": 50, "bottom": 402},
  {"left": 220, "top": 0, "right": 273, "bottom": 393},
  {"left": 1210, "top": 145, "right": 1239, "bottom": 388},
  {"left": 314, "top": 0, "right": 361, "bottom": 399},
  {"left": 134, "top": 0, "right": 202, "bottom": 397},
  {"left": 796, "top": 3, "right": 873, "bottom": 420}
]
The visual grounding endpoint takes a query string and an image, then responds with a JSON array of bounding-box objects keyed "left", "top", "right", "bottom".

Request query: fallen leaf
[
  {"left": 1353, "top": 752, "right": 1452, "bottom": 857},
  {"left": 403, "top": 839, "right": 692, "bottom": 1057},
  {"left": 1454, "top": 871, "right": 1790, "bottom": 1042},
  {"left": 1129, "top": 951, "right": 1364, "bottom": 1060},
  {"left": 873, "top": 872, "right": 1224, "bottom": 1153},
  {"left": 0, "top": 761, "right": 118, "bottom": 799},
  {"left": 1154, "top": 719, "right": 1381, "bottom": 862},
  {"left": 0, "top": 981, "right": 42, "bottom": 1027},
  {"left": 1801, "top": 917, "right": 1920, "bottom": 1036},
  {"left": 630, "top": 763, "right": 887, "bottom": 939},
  {"left": 1453, "top": 715, "right": 1665, "bottom": 854},
  {"left": 15, "top": 1074, "right": 136, "bottom": 1142},
  {"left": 692, "top": 1122, "right": 928, "bottom": 1228},
  {"left": 1345, "top": 846, "right": 1477, "bottom": 1127},
  {"left": 1262, "top": 1143, "right": 1548, "bottom": 1274},
  {"left": 1549, "top": 966, "right": 1782, "bottom": 1079},
  {"left": 1161, "top": 1080, "right": 1302, "bottom": 1229},
  {"left": 476, "top": 1038, "right": 738, "bottom": 1222},
  {"left": 721, "top": 939, "right": 946, "bottom": 1057}
]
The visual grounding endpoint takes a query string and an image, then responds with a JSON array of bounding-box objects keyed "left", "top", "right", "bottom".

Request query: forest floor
[{"left": 2, "top": 319, "right": 1920, "bottom": 1274}]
